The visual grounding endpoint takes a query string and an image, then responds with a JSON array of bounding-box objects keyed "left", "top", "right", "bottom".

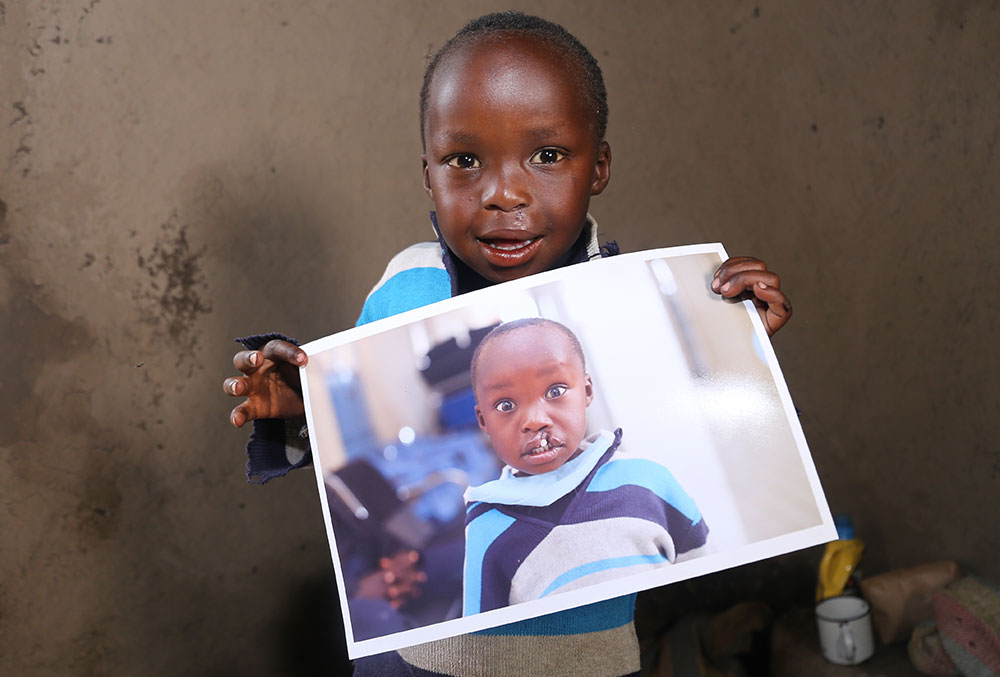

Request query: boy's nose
[
  {"left": 520, "top": 402, "right": 552, "bottom": 432},
  {"left": 483, "top": 164, "right": 529, "bottom": 212}
]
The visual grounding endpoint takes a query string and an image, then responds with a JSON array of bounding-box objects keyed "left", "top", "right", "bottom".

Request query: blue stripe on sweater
[
  {"left": 474, "top": 594, "right": 638, "bottom": 636},
  {"left": 356, "top": 267, "right": 451, "bottom": 326},
  {"left": 588, "top": 459, "right": 702, "bottom": 522},
  {"left": 539, "top": 553, "right": 670, "bottom": 598},
  {"left": 464, "top": 509, "right": 517, "bottom": 616}
]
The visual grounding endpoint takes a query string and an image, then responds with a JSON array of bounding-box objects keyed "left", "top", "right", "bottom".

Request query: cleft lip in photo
[{"left": 523, "top": 432, "right": 560, "bottom": 457}]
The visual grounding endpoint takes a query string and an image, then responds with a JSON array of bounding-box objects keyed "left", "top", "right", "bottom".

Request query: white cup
[{"left": 815, "top": 596, "right": 875, "bottom": 665}]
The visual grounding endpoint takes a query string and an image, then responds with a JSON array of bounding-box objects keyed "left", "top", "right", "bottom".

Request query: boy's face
[
  {"left": 422, "top": 34, "right": 611, "bottom": 283},
  {"left": 473, "top": 325, "right": 593, "bottom": 475}
]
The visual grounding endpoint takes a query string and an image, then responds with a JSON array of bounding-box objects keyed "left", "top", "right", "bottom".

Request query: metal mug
[{"left": 815, "top": 596, "right": 875, "bottom": 665}]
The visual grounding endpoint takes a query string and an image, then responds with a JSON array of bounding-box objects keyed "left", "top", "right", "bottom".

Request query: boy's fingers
[
  {"left": 714, "top": 260, "right": 767, "bottom": 280},
  {"left": 753, "top": 280, "right": 792, "bottom": 306},
  {"left": 233, "top": 350, "right": 261, "bottom": 373},
  {"left": 712, "top": 257, "right": 768, "bottom": 290},
  {"left": 752, "top": 280, "right": 791, "bottom": 311},
  {"left": 717, "top": 270, "right": 781, "bottom": 297},
  {"left": 230, "top": 400, "right": 256, "bottom": 428},
  {"left": 753, "top": 281, "right": 793, "bottom": 335},
  {"left": 223, "top": 376, "right": 247, "bottom": 397},
  {"left": 261, "top": 339, "right": 308, "bottom": 366},
  {"left": 716, "top": 256, "right": 766, "bottom": 272}
]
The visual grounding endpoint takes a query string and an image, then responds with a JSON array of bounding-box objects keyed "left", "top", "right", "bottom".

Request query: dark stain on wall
[
  {"left": 729, "top": 5, "right": 762, "bottom": 34},
  {"left": 70, "top": 625, "right": 119, "bottom": 676},
  {"left": 0, "top": 274, "right": 95, "bottom": 448},
  {"left": 134, "top": 212, "right": 212, "bottom": 372},
  {"left": 0, "top": 198, "right": 7, "bottom": 244},
  {"left": 75, "top": 464, "right": 123, "bottom": 543},
  {"left": 80, "top": 0, "right": 103, "bottom": 24}
]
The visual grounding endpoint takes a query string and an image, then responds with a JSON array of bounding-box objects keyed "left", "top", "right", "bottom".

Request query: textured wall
[{"left": 1, "top": 1, "right": 997, "bottom": 673}]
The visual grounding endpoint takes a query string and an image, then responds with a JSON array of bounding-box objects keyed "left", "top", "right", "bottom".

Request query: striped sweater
[{"left": 463, "top": 429, "right": 708, "bottom": 616}]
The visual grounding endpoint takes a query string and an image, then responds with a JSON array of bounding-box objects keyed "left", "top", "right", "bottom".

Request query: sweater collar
[
  {"left": 463, "top": 429, "right": 621, "bottom": 507},
  {"left": 428, "top": 211, "right": 603, "bottom": 297}
]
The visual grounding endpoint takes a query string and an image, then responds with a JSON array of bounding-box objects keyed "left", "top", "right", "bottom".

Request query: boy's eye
[
  {"left": 494, "top": 399, "right": 516, "bottom": 413},
  {"left": 446, "top": 154, "right": 482, "bottom": 169},
  {"left": 545, "top": 385, "right": 568, "bottom": 399},
  {"left": 529, "top": 148, "right": 566, "bottom": 164}
]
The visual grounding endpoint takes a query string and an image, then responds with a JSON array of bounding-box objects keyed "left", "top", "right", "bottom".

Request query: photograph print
[{"left": 298, "top": 243, "right": 835, "bottom": 658}]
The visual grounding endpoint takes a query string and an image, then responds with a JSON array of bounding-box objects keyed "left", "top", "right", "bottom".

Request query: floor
[{"left": 771, "top": 608, "right": 921, "bottom": 677}]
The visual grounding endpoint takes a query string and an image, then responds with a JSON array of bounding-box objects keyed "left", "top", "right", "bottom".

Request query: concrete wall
[{"left": 2, "top": 1, "right": 996, "bottom": 673}]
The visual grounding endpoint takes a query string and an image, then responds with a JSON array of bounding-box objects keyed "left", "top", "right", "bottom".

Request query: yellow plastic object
[{"left": 816, "top": 538, "right": 865, "bottom": 601}]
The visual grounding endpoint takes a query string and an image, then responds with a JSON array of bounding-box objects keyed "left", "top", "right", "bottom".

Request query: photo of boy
[
  {"left": 463, "top": 318, "right": 709, "bottom": 615},
  {"left": 294, "top": 246, "right": 830, "bottom": 656}
]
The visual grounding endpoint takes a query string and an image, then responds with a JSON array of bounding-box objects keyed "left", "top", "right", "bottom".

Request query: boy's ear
[
  {"left": 475, "top": 405, "right": 487, "bottom": 430},
  {"left": 421, "top": 155, "right": 434, "bottom": 200},
  {"left": 590, "top": 141, "right": 611, "bottom": 196},
  {"left": 584, "top": 374, "right": 594, "bottom": 406}
]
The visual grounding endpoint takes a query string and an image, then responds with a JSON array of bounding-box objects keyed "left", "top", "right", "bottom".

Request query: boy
[
  {"left": 463, "top": 318, "right": 708, "bottom": 616},
  {"left": 224, "top": 11, "right": 791, "bottom": 676}
]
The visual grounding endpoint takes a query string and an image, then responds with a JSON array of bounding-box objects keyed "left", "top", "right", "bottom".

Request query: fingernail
[
  {"left": 229, "top": 380, "right": 239, "bottom": 395},
  {"left": 711, "top": 278, "right": 720, "bottom": 291},
  {"left": 295, "top": 352, "right": 305, "bottom": 364},
  {"left": 757, "top": 281, "right": 767, "bottom": 289},
  {"left": 230, "top": 412, "right": 240, "bottom": 426},
  {"left": 249, "top": 351, "right": 258, "bottom": 366},
  {"left": 721, "top": 282, "right": 731, "bottom": 292}
]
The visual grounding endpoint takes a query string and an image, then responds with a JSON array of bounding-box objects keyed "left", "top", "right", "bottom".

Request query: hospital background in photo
[{"left": 305, "top": 251, "right": 823, "bottom": 585}]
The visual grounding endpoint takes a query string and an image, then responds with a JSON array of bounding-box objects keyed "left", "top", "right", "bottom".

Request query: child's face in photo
[
  {"left": 422, "top": 34, "right": 611, "bottom": 283},
  {"left": 474, "top": 325, "right": 594, "bottom": 475}
]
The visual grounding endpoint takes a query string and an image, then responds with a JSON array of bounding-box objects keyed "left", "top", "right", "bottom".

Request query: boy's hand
[
  {"left": 355, "top": 550, "right": 427, "bottom": 609},
  {"left": 223, "top": 339, "right": 307, "bottom": 427},
  {"left": 711, "top": 257, "right": 792, "bottom": 336}
]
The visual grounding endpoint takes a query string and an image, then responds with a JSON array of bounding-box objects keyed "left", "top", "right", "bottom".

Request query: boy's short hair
[
  {"left": 419, "top": 11, "right": 609, "bottom": 148},
  {"left": 470, "top": 317, "right": 586, "bottom": 392}
]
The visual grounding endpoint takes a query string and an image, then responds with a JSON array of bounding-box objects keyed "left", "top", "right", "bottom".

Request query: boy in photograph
[{"left": 463, "top": 318, "right": 709, "bottom": 615}]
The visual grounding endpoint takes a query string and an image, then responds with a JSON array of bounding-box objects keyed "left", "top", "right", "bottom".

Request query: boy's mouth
[
  {"left": 483, "top": 237, "right": 537, "bottom": 251},
  {"left": 522, "top": 433, "right": 563, "bottom": 461},
  {"left": 477, "top": 235, "right": 543, "bottom": 267}
]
